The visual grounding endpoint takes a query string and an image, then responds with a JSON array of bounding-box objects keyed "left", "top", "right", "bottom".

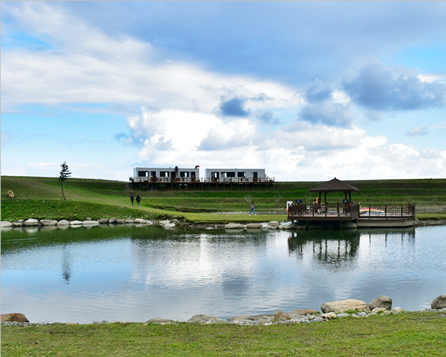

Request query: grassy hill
[{"left": 1, "top": 176, "right": 445, "bottom": 222}]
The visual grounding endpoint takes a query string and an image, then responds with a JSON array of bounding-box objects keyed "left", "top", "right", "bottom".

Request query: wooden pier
[
  {"left": 288, "top": 202, "right": 416, "bottom": 227},
  {"left": 287, "top": 177, "right": 416, "bottom": 228}
]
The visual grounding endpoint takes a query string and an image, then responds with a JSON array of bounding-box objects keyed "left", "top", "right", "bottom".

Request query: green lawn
[
  {"left": 1, "top": 176, "right": 445, "bottom": 222},
  {"left": 2, "top": 311, "right": 446, "bottom": 356}
]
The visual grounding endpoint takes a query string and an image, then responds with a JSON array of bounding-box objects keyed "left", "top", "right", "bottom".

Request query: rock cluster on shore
[
  {"left": 1, "top": 218, "right": 298, "bottom": 231},
  {"left": 3, "top": 295, "right": 446, "bottom": 327}
]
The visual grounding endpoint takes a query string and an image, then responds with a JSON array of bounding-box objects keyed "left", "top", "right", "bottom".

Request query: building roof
[{"left": 308, "top": 177, "right": 360, "bottom": 192}]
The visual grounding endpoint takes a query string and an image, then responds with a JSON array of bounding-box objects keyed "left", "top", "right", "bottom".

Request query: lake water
[{"left": 1, "top": 225, "right": 445, "bottom": 324}]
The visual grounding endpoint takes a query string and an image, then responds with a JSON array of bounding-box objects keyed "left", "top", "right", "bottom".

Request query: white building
[
  {"left": 204, "top": 168, "right": 267, "bottom": 182},
  {"left": 132, "top": 167, "right": 199, "bottom": 183}
]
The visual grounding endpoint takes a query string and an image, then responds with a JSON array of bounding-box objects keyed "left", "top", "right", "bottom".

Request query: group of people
[{"left": 129, "top": 193, "right": 141, "bottom": 206}]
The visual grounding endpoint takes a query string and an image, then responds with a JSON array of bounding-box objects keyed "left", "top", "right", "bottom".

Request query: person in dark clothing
[
  {"left": 136, "top": 195, "right": 141, "bottom": 206},
  {"left": 130, "top": 193, "right": 134, "bottom": 206}
]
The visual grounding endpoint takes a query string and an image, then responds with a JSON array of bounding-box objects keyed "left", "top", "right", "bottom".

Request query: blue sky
[{"left": 1, "top": 1, "right": 445, "bottom": 181}]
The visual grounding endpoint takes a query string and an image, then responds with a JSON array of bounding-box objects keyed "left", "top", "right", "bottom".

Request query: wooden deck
[
  {"left": 288, "top": 203, "right": 416, "bottom": 223},
  {"left": 129, "top": 176, "right": 275, "bottom": 190}
]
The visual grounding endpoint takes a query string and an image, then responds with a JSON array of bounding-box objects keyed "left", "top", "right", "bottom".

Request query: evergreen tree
[{"left": 59, "top": 161, "right": 71, "bottom": 200}]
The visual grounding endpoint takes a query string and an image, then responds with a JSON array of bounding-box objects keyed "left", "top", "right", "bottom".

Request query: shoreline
[
  {"left": 3, "top": 307, "right": 446, "bottom": 327},
  {"left": 2, "top": 217, "right": 446, "bottom": 231}
]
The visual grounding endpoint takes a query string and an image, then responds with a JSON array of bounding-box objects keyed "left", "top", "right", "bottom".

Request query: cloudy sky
[{"left": 2, "top": 1, "right": 446, "bottom": 181}]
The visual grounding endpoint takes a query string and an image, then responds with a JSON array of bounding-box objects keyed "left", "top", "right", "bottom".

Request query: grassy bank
[
  {"left": 2, "top": 311, "right": 446, "bottom": 356},
  {"left": 1, "top": 176, "right": 445, "bottom": 222}
]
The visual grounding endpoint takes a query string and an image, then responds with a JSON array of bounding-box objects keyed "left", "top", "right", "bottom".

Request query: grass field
[
  {"left": 1, "top": 175, "right": 445, "bottom": 222},
  {"left": 2, "top": 311, "right": 446, "bottom": 356}
]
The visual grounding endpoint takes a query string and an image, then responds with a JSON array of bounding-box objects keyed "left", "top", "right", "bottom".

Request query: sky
[{"left": 1, "top": 1, "right": 446, "bottom": 182}]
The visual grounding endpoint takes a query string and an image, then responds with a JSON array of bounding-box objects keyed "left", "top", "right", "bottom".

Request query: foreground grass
[
  {"left": 2, "top": 312, "right": 445, "bottom": 356},
  {"left": 2, "top": 176, "right": 445, "bottom": 223}
]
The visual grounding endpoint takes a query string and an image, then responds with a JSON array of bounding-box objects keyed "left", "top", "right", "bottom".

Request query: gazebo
[{"left": 309, "top": 177, "right": 360, "bottom": 205}]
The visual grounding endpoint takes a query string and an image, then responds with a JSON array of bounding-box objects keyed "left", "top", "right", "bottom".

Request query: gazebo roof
[{"left": 308, "top": 177, "right": 360, "bottom": 192}]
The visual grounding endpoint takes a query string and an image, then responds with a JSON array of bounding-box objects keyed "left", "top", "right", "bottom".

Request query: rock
[
  {"left": 40, "top": 219, "right": 58, "bottom": 226},
  {"left": 109, "top": 217, "right": 117, "bottom": 224},
  {"left": 125, "top": 219, "right": 135, "bottom": 224},
  {"left": 83, "top": 220, "right": 99, "bottom": 226},
  {"left": 57, "top": 220, "right": 70, "bottom": 226},
  {"left": 1, "top": 313, "right": 29, "bottom": 323},
  {"left": 159, "top": 220, "right": 170, "bottom": 226},
  {"left": 99, "top": 218, "right": 109, "bottom": 224},
  {"left": 225, "top": 223, "right": 244, "bottom": 229},
  {"left": 7, "top": 190, "right": 15, "bottom": 198},
  {"left": 321, "top": 299, "right": 370, "bottom": 313},
  {"left": 144, "top": 220, "right": 153, "bottom": 225},
  {"left": 311, "top": 316, "right": 324, "bottom": 323},
  {"left": 288, "top": 309, "right": 319, "bottom": 316},
  {"left": 1, "top": 221, "right": 12, "bottom": 227},
  {"left": 274, "top": 310, "right": 291, "bottom": 321},
  {"left": 431, "top": 295, "right": 446, "bottom": 310},
  {"left": 279, "top": 224, "right": 292, "bottom": 229},
  {"left": 369, "top": 295, "right": 392, "bottom": 310},
  {"left": 188, "top": 314, "right": 222, "bottom": 324},
  {"left": 227, "top": 315, "right": 249, "bottom": 323},
  {"left": 70, "top": 220, "right": 83, "bottom": 226},
  {"left": 392, "top": 307, "right": 403, "bottom": 313},
  {"left": 163, "top": 223, "right": 176, "bottom": 229},
  {"left": 134, "top": 218, "right": 145, "bottom": 224},
  {"left": 268, "top": 221, "right": 280, "bottom": 227},
  {"left": 147, "top": 318, "right": 175, "bottom": 324},
  {"left": 116, "top": 219, "right": 126, "bottom": 224},
  {"left": 371, "top": 308, "right": 387, "bottom": 313},
  {"left": 320, "top": 312, "right": 337, "bottom": 320},
  {"left": 24, "top": 219, "right": 39, "bottom": 226},
  {"left": 12, "top": 220, "right": 24, "bottom": 227},
  {"left": 246, "top": 223, "right": 263, "bottom": 229}
]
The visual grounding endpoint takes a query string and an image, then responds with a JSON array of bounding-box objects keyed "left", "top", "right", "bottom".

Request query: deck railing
[
  {"left": 288, "top": 202, "right": 415, "bottom": 220},
  {"left": 288, "top": 202, "right": 360, "bottom": 219},
  {"left": 131, "top": 176, "right": 275, "bottom": 184}
]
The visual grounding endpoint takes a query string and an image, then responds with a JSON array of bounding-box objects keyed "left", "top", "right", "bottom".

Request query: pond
[{"left": 1, "top": 225, "right": 445, "bottom": 323}]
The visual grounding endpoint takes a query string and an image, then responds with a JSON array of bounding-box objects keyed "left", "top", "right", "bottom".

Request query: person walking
[
  {"left": 130, "top": 193, "right": 134, "bottom": 206},
  {"left": 249, "top": 201, "right": 256, "bottom": 216},
  {"left": 136, "top": 195, "right": 141, "bottom": 206}
]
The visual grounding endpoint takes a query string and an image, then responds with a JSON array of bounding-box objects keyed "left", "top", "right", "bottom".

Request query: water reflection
[{"left": 1, "top": 225, "right": 444, "bottom": 323}]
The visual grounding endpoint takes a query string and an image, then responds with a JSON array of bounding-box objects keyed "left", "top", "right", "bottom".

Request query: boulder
[
  {"left": 274, "top": 310, "right": 291, "bottom": 321},
  {"left": 83, "top": 220, "right": 99, "bottom": 226},
  {"left": 320, "top": 312, "right": 337, "bottom": 320},
  {"left": 40, "top": 219, "right": 58, "bottom": 226},
  {"left": 246, "top": 223, "right": 263, "bottom": 229},
  {"left": 288, "top": 309, "right": 319, "bottom": 316},
  {"left": 125, "top": 219, "right": 135, "bottom": 224},
  {"left": 159, "top": 220, "right": 170, "bottom": 226},
  {"left": 163, "top": 223, "right": 176, "bottom": 229},
  {"left": 1, "top": 313, "right": 29, "bottom": 323},
  {"left": 147, "top": 318, "right": 175, "bottom": 324},
  {"left": 134, "top": 218, "right": 145, "bottom": 224},
  {"left": 1, "top": 221, "right": 12, "bottom": 227},
  {"left": 70, "top": 220, "right": 83, "bottom": 226},
  {"left": 431, "top": 294, "right": 446, "bottom": 310},
  {"left": 227, "top": 315, "right": 250, "bottom": 323},
  {"left": 12, "top": 220, "right": 24, "bottom": 227},
  {"left": 225, "top": 223, "right": 244, "bottom": 229},
  {"left": 109, "top": 217, "right": 117, "bottom": 224},
  {"left": 24, "top": 219, "right": 39, "bottom": 226},
  {"left": 369, "top": 295, "right": 392, "bottom": 310},
  {"left": 144, "top": 220, "right": 154, "bottom": 225},
  {"left": 321, "top": 299, "right": 370, "bottom": 313},
  {"left": 268, "top": 221, "right": 280, "bottom": 227},
  {"left": 116, "top": 219, "right": 126, "bottom": 224},
  {"left": 57, "top": 220, "right": 70, "bottom": 226},
  {"left": 187, "top": 314, "right": 222, "bottom": 324},
  {"left": 99, "top": 218, "right": 109, "bottom": 224}
]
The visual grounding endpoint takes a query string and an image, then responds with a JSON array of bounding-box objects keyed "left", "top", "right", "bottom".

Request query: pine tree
[{"left": 59, "top": 161, "right": 71, "bottom": 200}]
